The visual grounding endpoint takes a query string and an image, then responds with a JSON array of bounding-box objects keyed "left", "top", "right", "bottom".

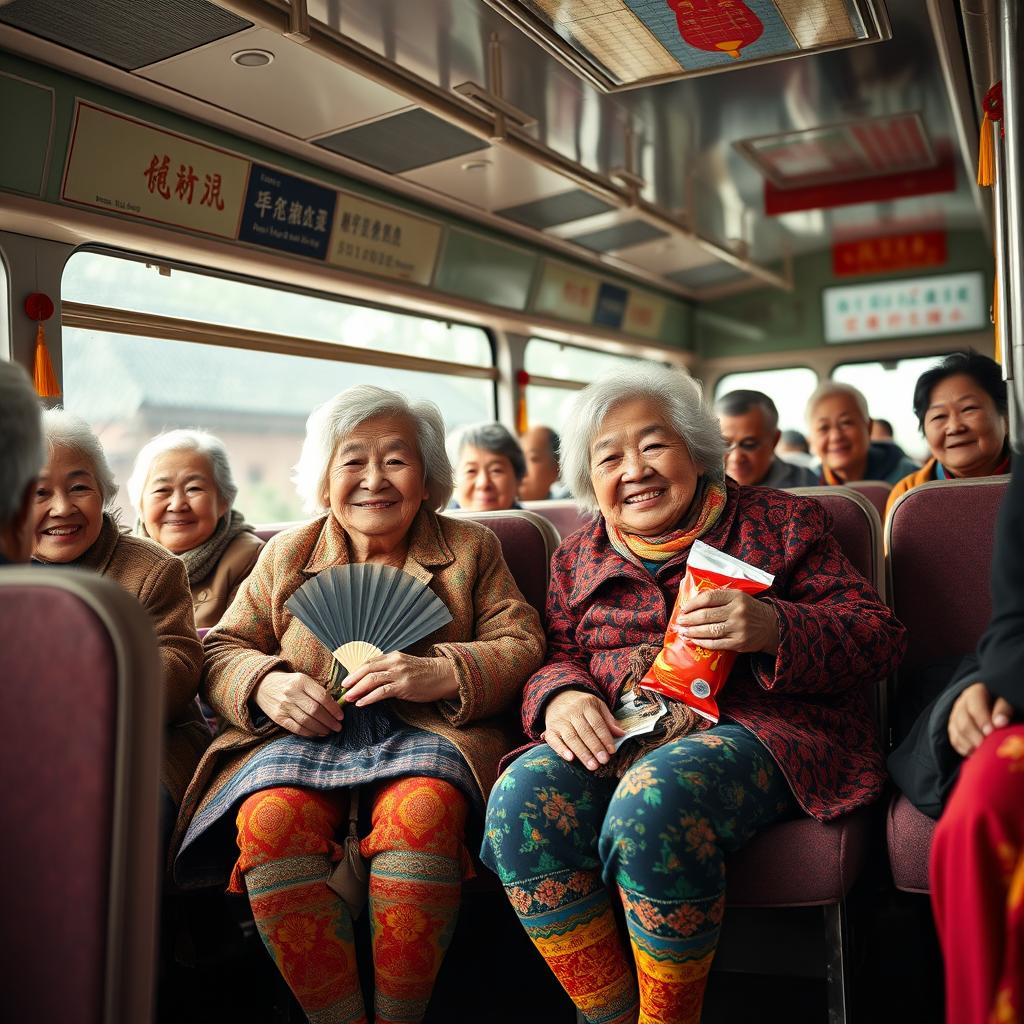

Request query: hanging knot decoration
[
  {"left": 977, "top": 82, "right": 1003, "bottom": 187},
  {"left": 516, "top": 369, "right": 530, "bottom": 435},
  {"left": 667, "top": 0, "right": 764, "bottom": 60},
  {"left": 25, "top": 292, "right": 59, "bottom": 398}
]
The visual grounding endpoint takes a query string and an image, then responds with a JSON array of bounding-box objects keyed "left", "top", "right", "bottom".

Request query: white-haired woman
[
  {"left": 172, "top": 385, "right": 544, "bottom": 1024},
  {"left": 807, "top": 381, "right": 918, "bottom": 485},
  {"left": 448, "top": 421, "right": 525, "bottom": 511},
  {"left": 31, "top": 411, "right": 207, "bottom": 839},
  {"left": 482, "top": 366, "right": 906, "bottom": 1024},
  {"left": 128, "top": 429, "right": 263, "bottom": 629}
]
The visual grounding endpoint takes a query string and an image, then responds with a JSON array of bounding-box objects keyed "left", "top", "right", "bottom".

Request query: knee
[
  {"left": 235, "top": 787, "right": 341, "bottom": 862},
  {"left": 938, "top": 726, "right": 1024, "bottom": 838},
  {"left": 363, "top": 777, "right": 468, "bottom": 861}
]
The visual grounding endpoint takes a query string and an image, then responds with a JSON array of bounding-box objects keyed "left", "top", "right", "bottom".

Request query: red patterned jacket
[{"left": 519, "top": 480, "right": 907, "bottom": 821}]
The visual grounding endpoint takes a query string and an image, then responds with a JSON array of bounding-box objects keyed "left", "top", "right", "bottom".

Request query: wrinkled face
[
  {"left": 809, "top": 394, "right": 871, "bottom": 480},
  {"left": 590, "top": 397, "right": 701, "bottom": 537},
  {"left": 326, "top": 415, "right": 428, "bottom": 549},
  {"left": 519, "top": 428, "right": 560, "bottom": 501},
  {"left": 142, "top": 450, "right": 227, "bottom": 554},
  {"left": 923, "top": 373, "right": 1007, "bottom": 477},
  {"left": 456, "top": 445, "right": 519, "bottom": 511},
  {"left": 33, "top": 446, "right": 105, "bottom": 563},
  {"left": 719, "top": 407, "right": 779, "bottom": 487}
]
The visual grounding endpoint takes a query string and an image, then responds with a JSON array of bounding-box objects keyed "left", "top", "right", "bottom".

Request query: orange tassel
[
  {"left": 977, "top": 110, "right": 994, "bottom": 186},
  {"left": 516, "top": 392, "right": 528, "bottom": 435},
  {"left": 33, "top": 322, "right": 60, "bottom": 398}
]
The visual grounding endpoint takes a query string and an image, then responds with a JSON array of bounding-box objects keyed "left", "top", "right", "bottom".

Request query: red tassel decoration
[
  {"left": 24, "top": 292, "right": 59, "bottom": 398},
  {"left": 516, "top": 369, "right": 530, "bottom": 435}
]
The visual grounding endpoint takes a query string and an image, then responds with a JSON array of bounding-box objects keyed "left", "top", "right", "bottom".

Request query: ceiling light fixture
[
  {"left": 460, "top": 159, "right": 493, "bottom": 172},
  {"left": 231, "top": 49, "right": 274, "bottom": 67}
]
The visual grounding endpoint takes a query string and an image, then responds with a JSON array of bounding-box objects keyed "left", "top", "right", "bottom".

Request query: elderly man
[
  {"left": 518, "top": 424, "right": 569, "bottom": 500},
  {"left": 0, "top": 361, "right": 44, "bottom": 564},
  {"left": 715, "top": 389, "right": 817, "bottom": 488}
]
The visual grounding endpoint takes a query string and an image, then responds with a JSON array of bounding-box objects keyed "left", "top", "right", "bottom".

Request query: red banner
[{"left": 832, "top": 230, "right": 948, "bottom": 277}]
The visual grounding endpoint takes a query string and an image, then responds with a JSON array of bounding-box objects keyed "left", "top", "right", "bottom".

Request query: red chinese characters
[{"left": 143, "top": 154, "right": 225, "bottom": 209}]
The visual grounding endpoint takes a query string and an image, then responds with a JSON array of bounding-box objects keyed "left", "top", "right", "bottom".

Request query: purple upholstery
[
  {"left": 521, "top": 499, "right": 594, "bottom": 542},
  {"left": 847, "top": 480, "right": 893, "bottom": 523},
  {"left": 886, "top": 795, "right": 935, "bottom": 895},
  {"left": 809, "top": 490, "right": 879, "bottom": 588}
]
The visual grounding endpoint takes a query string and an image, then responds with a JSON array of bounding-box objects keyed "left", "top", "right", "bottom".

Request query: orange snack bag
[{"left": 640, "top": 540, "right": 774, "bottom": 723}]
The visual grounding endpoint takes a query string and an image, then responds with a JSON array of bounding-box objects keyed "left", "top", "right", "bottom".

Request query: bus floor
[{"left": 158, "top": 885, "right": 944, "bottom": 1023}]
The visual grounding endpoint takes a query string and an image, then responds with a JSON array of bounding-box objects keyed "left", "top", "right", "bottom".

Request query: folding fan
[{"left": 285, "top": 563, "right": 453, "bottom": 700}]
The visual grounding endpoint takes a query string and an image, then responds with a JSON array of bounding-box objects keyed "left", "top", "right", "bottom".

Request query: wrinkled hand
[
  {"left": 342, "top": 652, "right": 459, "bottom": 706},
  {"left": 948, "top": 682, "right": 1015, "bottom": 757},
  {"left": 542, "top": 689, "right": 625, "bottom": 771},
  {"left": 254, "top": 670, "right": 343, "bottom": 738},
  {"left": 680, "top": 590, "right": 779, "bottom": 654}
]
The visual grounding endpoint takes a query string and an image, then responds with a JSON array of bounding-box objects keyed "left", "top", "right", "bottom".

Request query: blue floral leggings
[{"left": 481, "top": 724, "right": 796, "bottom": 1024}]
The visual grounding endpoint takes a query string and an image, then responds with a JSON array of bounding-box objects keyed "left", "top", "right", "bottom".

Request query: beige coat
[
  {"left": 171, "top": 507, "right": 544, "bottom": 861},
  {"left": 191, "top": 531, "right": 264, "bottom": 629},
  {"left": 79, "top": 516, "right": 209, "bottom": 804}
]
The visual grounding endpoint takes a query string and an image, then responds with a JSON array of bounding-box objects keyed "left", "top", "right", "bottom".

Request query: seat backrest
[
  {"left": 886, "top": 476, "right": 1008, "bottom": 673},
  {"left": 520, "top": 498, "right": 594, "bottom": 541},
  {"left": 0, "top": 569, "right": 163, "bottom": 1024},
  {"left": 846, "top": 480, "right": 893, "bottom": 524}
]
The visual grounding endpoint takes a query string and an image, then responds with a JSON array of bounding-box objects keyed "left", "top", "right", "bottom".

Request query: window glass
[
  {"left": 832, "top": 355, "right": 947, "bottom": 462},
  {"left": 713, "top": 367, "right": 818, "bottom": 436},
  {"left": 62, "top": 251, "right": 493, "bottom": 367}
]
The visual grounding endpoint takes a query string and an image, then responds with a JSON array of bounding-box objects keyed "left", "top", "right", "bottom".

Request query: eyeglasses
[{"left": 722, "top": 438, "right": 768, "bottom": 454}]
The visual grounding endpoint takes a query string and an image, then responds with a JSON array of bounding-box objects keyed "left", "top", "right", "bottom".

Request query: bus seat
[
  {"left": 0, "top": 568, "right": 163, "bottom": 1024},
  {"left": 520, "top": 498, "right": 594, "bottom": 541},
  {"left": 723, "top": 486, "right": 884, "bottom": 1022},
  {"left": 884, "top": 475, "right": 1008, "bottom": 895},
  {"left": 844, "top": 480, "right": 893, "bottom": 523}
]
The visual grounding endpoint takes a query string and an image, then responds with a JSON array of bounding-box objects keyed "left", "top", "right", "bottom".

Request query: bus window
[
  {"left": 832, "top": 356, "right": 947, "bottom": 464},
  {"left": 61, "top": 253, "right": 495, "bottom": 524},
  {"left": 524, "top": 338, "right": 663, "bottom": 432},
  {"left": 713, "top": 367, "right": 818, "bottom": 435}
]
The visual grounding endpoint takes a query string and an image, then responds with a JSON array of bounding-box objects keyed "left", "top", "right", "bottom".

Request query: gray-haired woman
[
  {"left": 172, "top": 385, "right": 544, "bottom": 1023},
  {"left": 128, "top": 429, "right": 263, "bottom": 629},
  {"left": 448, "top": 421, "right": 525, "bottom": 511},
  {"left": 482, "top": 365, "right": 905, "bottom": 1024}
]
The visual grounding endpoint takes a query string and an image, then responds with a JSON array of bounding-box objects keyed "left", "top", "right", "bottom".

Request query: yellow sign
[
  {"left": 624, "top": 289, "right": 667, "bottom": 339},
  {"left": 61, "top": 101, "right": 249, "bottom": 238},
  {"left": 327, "top": 192, "right": 442, "bottom": 285},
  {"left": 533, "top": 260, "right": 600, "bottom": 324}
]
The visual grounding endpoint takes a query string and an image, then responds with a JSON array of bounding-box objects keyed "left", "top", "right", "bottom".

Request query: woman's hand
[
  {"left": 542, "top": 689, "right": 625, "bottom": 771},
  {"left": 948, "top": 682, "right": 1015, "bottom": 757},
  {"left": 342, "top": 652, "right": 459, "bottom": 706},
  {"left": 254, "top": 670, "right": 344, "bottom": 738},
  {"left": 679, "top": 590, "right": 780, "bottom": 655}
]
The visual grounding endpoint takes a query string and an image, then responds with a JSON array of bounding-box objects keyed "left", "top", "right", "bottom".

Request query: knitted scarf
[
  {"left": 606, "top": 476, "right": 727, "bottom": 568},
  {"left": 138, "top": 508, "right": 254, "bottom": 584}
]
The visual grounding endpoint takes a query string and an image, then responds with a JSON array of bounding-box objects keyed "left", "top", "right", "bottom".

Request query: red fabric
[
  {"left": 516, "top": 481, "right": 907, "bottom": 821},
  {"left": 930, "top": 725, "right": 1024, "bottom": 1024}
]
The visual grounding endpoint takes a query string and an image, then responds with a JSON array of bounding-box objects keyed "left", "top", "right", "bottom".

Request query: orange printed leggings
[{"left": 233, "top": 777, "right": 471, "bottom": 1024}]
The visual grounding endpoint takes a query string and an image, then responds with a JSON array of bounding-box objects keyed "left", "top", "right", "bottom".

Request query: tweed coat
[
  {"left": 171, "top": 506, "right": 544, "bottom": 863},
  {"left": 190, "top": 530, "right": 265, "bottom": 629},
  {"left": 519, "top": 480, "right": 907, "bottom": 821},
  {"left": 77, "top": 515, "right": 208, "bottom": 805}
]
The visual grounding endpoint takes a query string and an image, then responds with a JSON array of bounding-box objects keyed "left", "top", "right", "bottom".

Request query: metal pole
[{"left": 993, "top": 121, "right": 1011, "bottom": 378}]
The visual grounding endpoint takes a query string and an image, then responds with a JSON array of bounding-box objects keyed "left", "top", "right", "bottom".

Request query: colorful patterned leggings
[
  {"left": 482, "top": 724, "right": 795, "bottom": 1024},
  {"left": 232, "top": 777, "right": 471, "bottom": 1024},
  {"left": 930, "top": 724, "right": 1024, "bottom": 1024}
]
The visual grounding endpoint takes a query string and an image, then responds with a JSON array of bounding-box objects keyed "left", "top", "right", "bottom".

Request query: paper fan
[{"left": 285, "top": 563, "right": 453, "bottom": 695}]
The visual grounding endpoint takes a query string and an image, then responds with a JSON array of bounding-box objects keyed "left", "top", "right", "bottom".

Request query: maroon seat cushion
[
  {"left": 0, "top": 586, "right": 117, "bottom": 1024},
  {"left": 886, "top": 794, "right": 935, "bottom": 894},
  {"left": 847, "top": 480, "right": 892, "bottom": 523},
  {"left": 521, "top": 499, "right": 594, "bottom": 542}
]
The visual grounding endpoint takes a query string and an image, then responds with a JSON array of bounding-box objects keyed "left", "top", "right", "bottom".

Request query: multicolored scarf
[{"left": 606, "top": 476, "right": 728, "bottom": 568}]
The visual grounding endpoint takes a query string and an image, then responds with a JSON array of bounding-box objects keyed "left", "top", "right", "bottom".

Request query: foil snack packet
[{"left": 639, "top": 539, "right": 774, "bottom": 723}]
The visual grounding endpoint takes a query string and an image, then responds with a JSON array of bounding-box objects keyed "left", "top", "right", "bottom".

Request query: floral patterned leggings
[{"left": 481, "top": 724, "right": 795, "bottom": 1024}]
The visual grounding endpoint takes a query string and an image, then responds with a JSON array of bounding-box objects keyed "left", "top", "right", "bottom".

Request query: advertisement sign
[
  {"left": 623, "top": 289, "right": 667, "bottom": 339},
  {"left": 832, "top": 230, "right": 947, "bottom": 277},
  {"left": 238, "top": 164, "right": 336, "bottom": 260},
  {"left": 532, "top": 261, "right": 601, "bottom": 324}
]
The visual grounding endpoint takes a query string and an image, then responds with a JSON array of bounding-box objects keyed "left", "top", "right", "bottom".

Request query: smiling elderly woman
[
  {"left": 32, "top": 412, "right": 207, "bottom": 835},
  {"left": 127, "top": 429, "right": 264, "bottom": 628},
  {"left": 482, "top": 365, "right": 906, "bottom": 1024},
  {"left": 172, "top": 385, "right": 544, "bottom": 1024}
]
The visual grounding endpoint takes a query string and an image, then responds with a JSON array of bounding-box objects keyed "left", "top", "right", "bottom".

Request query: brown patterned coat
[
  {"left": 78, "top": 515, "right": 208, "bottom": 805},
  {"left": 171, "top": 507, "right": 545, "bottom": 860},
  {"left": 190, "top": 531, "right": 265, "bottom": 629}
]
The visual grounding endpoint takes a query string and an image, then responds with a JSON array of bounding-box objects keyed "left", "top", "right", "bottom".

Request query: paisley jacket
[{"left": 520, "top": 479, "right": 907, "bottom": 821}]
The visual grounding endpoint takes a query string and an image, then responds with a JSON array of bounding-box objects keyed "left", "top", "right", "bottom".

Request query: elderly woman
[
  {"left": 448, "top": 422, "right": 525, "bottom": 511},
  {"left": 482, "top": 366, "right": 905, "bottom": 1024},
  {"left": 885, "top": 351, "right": 1010, "bottom": 517},
  {"left": 127, "top": 429, "right": 264, "bottom": 629},
  {"left": 172, "top": 385, "right": 544, "bottom": 1024},
  {"left": 31, "top": 412, "right": 207, "bottom": 829},
  {"left": 807, "top": 381, "right": 918, "bottom": 485}
]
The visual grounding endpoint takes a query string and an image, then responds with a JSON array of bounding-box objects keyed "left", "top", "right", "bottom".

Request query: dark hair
[
  {"left": 714, "top": 389, "right": 779, "bottom": 433},
  {"left": 779, "top": 429, "right": 808, "bottom": 451},
  {"left": 912, "top": 351, "right": 1007, "bottom": 429},
  {"left": 872, "top": 418, "right": 894, "bottom": 436}
]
